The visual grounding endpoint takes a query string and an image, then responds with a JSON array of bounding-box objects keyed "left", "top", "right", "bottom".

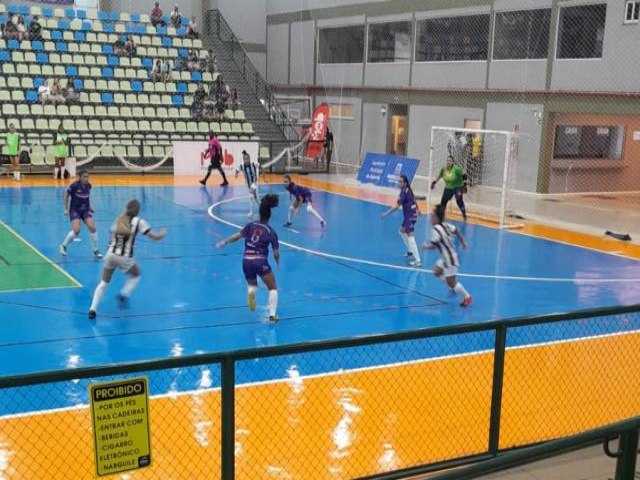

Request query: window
[
  {"left": 318, "top": 25, "right": 365, "bottom": 64},
  {"left": 493, "top": 9, "right": 551, "bottom": 59},
  {"left": 367, "top": 21, "right": 412, "bottom": 63},
  {"left": 557, "top": 4, "right": 606, "bottom": 59},
  {"left": 625, "top": 0, "right": 640, "bottom": 23},
  {"left": 328, "top": 103, "right": 354, "bottom": 119},
  {"left": 554, "top": 125, "right": 624, "bottom": 159},
  {"left": 416, "top": 14, "right": 490, "bottom": 62}
]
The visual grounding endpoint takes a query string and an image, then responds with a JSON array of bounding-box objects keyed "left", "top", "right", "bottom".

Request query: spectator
[
  {"left": 0, "top": 23, "right": 5, "bottom": 39},
  {"left": 151, "top": 60, "right": 162, "bottom": 83},
  {"left": 187, "top": 49, "right": 200, "bottom": 72},
  {"left": 186, "top": 16, "right": 199, "bottom": 39},
  {"left": 38, "top": 79, "right": 52, "bottom": 104},
  {"left": 192, "top": 84, "right": 205, "bottom": 118},
  {"left": 124, "top": 35, "right": 136, "bottom": 56},
  {"left": 323, "top": 127, "right": 334, "bottom": 171},
  {"left": 16, "top": 16, "right": 27, "bottom": 41},
  {"left": 28, "top": 15, "right": 42, "bottom": 41},
  {"left": 63, "top": 78, "right": 80, "bottom": 104},
  {"left": 4, "top": 17, "right": 18, "bottom": 40},
  {"left": 206, "top": 50, "right": 217, "bottom": 73},
  {"left": 114, "top": 36, "right": 126, "bottom": 56},
  {"left": 170, "top": 5, "right": 182, "bottom": 28},
  {"left": 50, "top": 78, "right": 65, "bottom": 103},
  {"left": 150, "top": 2, "right": 165, "bottom": 27},
  {"left": 229, "top": 88, "right": 239, "bottom": 111},
  {"left": 161, "top": 59, "right": 172, "bottom": 82},
  {"left": 448, "top": 131, "right": 464, "bottom": 165}
]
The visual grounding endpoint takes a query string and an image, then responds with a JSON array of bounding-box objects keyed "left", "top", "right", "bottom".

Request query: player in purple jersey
[
  {"left": 283, "top": 174, "right": 325, "bottom": 228},
  {"left": 381, "top": 174, "right": 422, "bottom": 267},
  {"left": 217, "top": 194, "right": 281, "bottom": 322},
  {"left": 59, "top": 170, "right": 102, "bottom": 258}
]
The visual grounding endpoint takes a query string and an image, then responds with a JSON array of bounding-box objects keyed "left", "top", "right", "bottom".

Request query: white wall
[
  {"left": 407, "top": 105, "right": 485, "bottom": 177},
  {"left": 267, "top": 24, "right": 289, "bottom": 84},
  {"left": 267, "top": 0, "right": 386, "bottom": 15},
  {"left": 290, "top": 21, "right": 315, "bottom": 85},
  {"left": 360, "top": 103, "right": 388, "bottom": 158},
  {"left": 209, "top": 0, "right": 266, "bottom": 45}
]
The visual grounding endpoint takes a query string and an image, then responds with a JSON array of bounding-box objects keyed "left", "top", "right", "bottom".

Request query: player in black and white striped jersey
[
  {"left": 422, "top": 204, "right": 473, "bottom": 307},
  {"left": 88, "top": 199, "right": 167, "bottom": 319},
  {"left": 236, "top": 150, "right": 260, "bottom": 217}
]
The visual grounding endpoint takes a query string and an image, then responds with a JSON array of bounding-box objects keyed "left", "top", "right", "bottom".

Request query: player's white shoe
[{"left": 59, "top": 244, "right": 67, "bottom": 256}]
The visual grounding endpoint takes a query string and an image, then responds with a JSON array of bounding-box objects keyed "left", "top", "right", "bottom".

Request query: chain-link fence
[
  {"left": 268, "top": 1, "right": 640, "bottom": 237},
  {"left": 0, "top": 305, "right": 638, "bottom": 479}
]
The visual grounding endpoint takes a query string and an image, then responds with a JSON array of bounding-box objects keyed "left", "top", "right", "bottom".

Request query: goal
[{"left": 426, "top": 126, "right": 524, "bottom": 229}]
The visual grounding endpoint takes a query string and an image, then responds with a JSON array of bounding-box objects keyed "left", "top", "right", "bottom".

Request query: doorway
[{"left": 388, "top": 104, "right": 408, "bottom": 156}]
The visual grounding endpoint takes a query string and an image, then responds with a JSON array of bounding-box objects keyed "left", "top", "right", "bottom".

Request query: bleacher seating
[{"left": 0, "top": 3, "right": 257, "bottom": 165}]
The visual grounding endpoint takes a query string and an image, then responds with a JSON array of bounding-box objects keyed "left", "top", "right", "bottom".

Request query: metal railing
[
  {"left": 205, "top": 9, "right": 300, "bottom": 143},
  {"left": 0, "top": 303, "right": 638, "bottom": 479}
]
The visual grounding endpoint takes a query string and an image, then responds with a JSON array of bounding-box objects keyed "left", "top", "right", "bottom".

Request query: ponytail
[
  {"left": 259, "top": 194, "right": 279, "bottom": 222},
  {"left": 401, "top": 175, "right": 415, "bottom": 202},
  {"left": 115, "top": 199, "right": 140, "bottom": 235}
]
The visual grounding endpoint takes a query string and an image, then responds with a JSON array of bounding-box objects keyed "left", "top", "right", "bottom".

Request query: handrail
[
  {"left": 1, "top": 302, "right": 638, "bottom": 387},
  {"left": 205, "top": 9, "right": 300, "bottom": 143}
]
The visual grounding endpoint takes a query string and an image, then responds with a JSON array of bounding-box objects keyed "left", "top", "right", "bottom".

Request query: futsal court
[{"left": 0, "top": 174, "right": 639, "bottom": 478}]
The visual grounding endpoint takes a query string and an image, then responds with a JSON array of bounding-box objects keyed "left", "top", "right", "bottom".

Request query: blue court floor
[{"left": 0, "top": 183, "right": 639, "bottom": 413}]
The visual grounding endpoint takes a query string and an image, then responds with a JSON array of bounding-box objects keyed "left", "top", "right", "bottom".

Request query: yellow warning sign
[{"left": 89, "top": 377, "right": 152, "bottom": 477}]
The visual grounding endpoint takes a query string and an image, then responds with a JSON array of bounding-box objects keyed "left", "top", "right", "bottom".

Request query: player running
[
  {"left": 59, "top": 170, "right": 102, "bottom": 258},
  {"left": 88, "top": 199, "right": 167, "bottom": 319},
  {"left": 217, "top": 194, "right": 280, "bottom": 322},
  {"left": 199, "top": 134, "right": 229, "bottom": 187},
  {"left": 283, "top": 175, "right": 325, "bottom": 228},
  {"left": 422, "top": 204, "right": 472, "bottom": 307},
  {"left": 381, "top": 174, "right": 422, "bottom": 267},
  {"left": 235, "top": 149, "right": 260, "bottom": 217},
  {"left": 431, "top": 155, "right": 467, "bottom": 221}
]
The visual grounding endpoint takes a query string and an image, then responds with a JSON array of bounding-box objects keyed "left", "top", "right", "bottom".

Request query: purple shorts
[
  {"left": 296, "top": 193, "right": 312, "bottom": 204},
  {"left": 243, "top": 257, "right": 272, "bottom": 282},
  {"left": 401, "top": 217, "right": 417, "bottom": 234},
  {"left": 70, "top": 209, "right": 92, "bottom": 222}
]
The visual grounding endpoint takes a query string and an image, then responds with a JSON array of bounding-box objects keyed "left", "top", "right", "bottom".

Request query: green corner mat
[{"left": 0, "top": 221, "right": 81, "bottom": 293}]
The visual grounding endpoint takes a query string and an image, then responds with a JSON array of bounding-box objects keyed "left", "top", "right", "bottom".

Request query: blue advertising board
[{"left": 357, "top": 153, "right": 420, "bottom": 188}]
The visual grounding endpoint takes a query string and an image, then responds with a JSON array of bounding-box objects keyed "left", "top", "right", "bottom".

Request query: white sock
[
  {"left": 268, "top": 289, "right": 278, "bottom": 317},
  {"left": 62, "top": 230, "right": 77, "bottom": 247},
  {"left": 120, "top": 276, "right": 141, "bottom": 298},
  {"left": 288, "top": 205, "right": 295, "bottom": 222},
  {"left": 90, "top": 232, "right": 98, "bottom": 251},
  {"left": 15, "top": 171, "right": 20, "bottom": 181},
  {"left": 54, "top": 167, "right": 59, "bottom": 178},
  {"left": 306, "top": 204, "right": 324, "bottom": 223},
  {"left": 399, "top": 232, "right": 410, "bottom": 251},
  {"left": 12, "top": 171, "right": 17, "bottom": 180},
  {"left": 407, "top": 235, "right": 421, "bottom": 262},
  {"left": 453, "top": 282, "right": 470, "bottom": 300},
  {"left": 90, "top": 280, "right": 108, "bottom": 312},
  {"left": 248, "top": 284, "right": 257, "bottom": 296}
]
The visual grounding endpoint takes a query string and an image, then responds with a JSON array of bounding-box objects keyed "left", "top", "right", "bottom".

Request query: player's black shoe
[{"left": 88, "top": 310, "right": 96, "bottom": 319}]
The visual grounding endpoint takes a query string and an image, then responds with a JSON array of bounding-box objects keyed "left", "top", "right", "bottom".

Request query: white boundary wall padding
[
  {"left": 427, "top": 126, "right": 526, "bottom": 229},
  {"left": 173, "top": 141, "right": 259, "bottom": 176},
  {"left": 261, "top": 132, "right": 310, "bottom": 171}
]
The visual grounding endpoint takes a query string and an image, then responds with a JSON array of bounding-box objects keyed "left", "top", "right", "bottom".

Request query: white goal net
[{"left": 427, "top": 126, "right": 524, "bottom": 229}]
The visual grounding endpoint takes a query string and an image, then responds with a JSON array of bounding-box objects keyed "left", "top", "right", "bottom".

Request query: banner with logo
[
  {"left": 357, "top": 153, "right": 420, "bottom": 188},
  {"left": 305, "top": 103, "right": 329, "bottom": 158},
  {"left": 173, "top": 141, "right": 259, "bottom": 176}
]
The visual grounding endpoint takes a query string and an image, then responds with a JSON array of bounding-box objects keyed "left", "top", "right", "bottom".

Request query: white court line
[
  {"left": 2, "top": 327, "right": 639, "bottom": 421},
  {"left": 208, "top": 196, "right": 640, "bottom": 284},
  {"left": 0, "top": 220, "right": 82, "bottom": 289}
]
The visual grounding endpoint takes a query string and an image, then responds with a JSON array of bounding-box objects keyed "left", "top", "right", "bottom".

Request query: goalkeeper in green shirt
[
  {"left": 431, "top": 155, "right": 467, "bottom": 221},
  {"left": 6, "top": 123, "right": 21, "bottom": 181}
]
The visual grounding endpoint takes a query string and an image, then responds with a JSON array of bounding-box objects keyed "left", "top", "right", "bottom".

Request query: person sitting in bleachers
[
  {"left": 28, "top": 15, "right": 42, "bottom": 41},
  {"left": 124, "top": 35, "right": 136, "bottom": 56},
  {"left": 186, "top": 16, "right": 199, "bottom": 39},
  {"left": 170, "top": 5, "right": 182, "bottom": 28},
  {"left": 38, "top": 80, "right": 52, "bottom": 104},
  {"left": 150, "top": 2, "right": 165, "bottom": 27},
  {"left": 204, "top": 85, "right": 216, "bottom": 117},
  {"left": 206, "top": 50, "right": 217, "bottom": 73},
  {"left": 16, "top": 16, "right": 27, "bottom": 41},
  {"left": 187, "top": 50, "right": 200, "bottom": 72},
  {"left": 151, "top": 60, "right": 162, "bottom": 83},
  {"left": 63, "top": 78, "right": 80, "bottom": 104},
  {"left": 114, "top": 36, "right": 126, "bottom": 56},
  {"left": 230, "top": 88, "right": 240, "bottom": 111},
  {"left": 191, "top": 87, "right": 205, "bottom": 118},
  {"left": 161, "top": 59, "right": 172, "bottom": 82},
  {"left": 50, "top": 78, "right": 65, "bottom": 103},
  {"left": 3, "top": 17, "right": 18, "bottom": 40}
]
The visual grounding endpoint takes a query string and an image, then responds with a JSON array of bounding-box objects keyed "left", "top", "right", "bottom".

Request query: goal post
[{"left": 427, "top": 126, "right": 524, "bottom": 229}]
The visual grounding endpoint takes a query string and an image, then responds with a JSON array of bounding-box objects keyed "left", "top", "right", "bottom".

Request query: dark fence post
[
  {"left": 221, "top": 357, "right": 235, "bottom": 480},
  {"left": 614, "top": 430, "right": 639, "bottom": 480},
  {"left": 488, "top": 325, "right": 507, "bottom": 455}
]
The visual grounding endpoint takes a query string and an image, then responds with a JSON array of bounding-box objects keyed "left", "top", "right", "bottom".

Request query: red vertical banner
[{"left": 305, "top": 103, "right": 330, "bottom": 158}]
